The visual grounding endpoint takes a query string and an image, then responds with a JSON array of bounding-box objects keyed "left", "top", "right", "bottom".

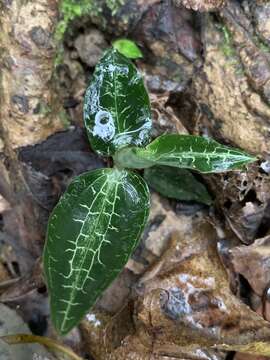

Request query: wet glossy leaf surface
[
  {"left": 144, "top": 166, "right": 212, "bottom": 205},
  {"left": 83, "top": 48, "right": 152, "bottom": 156},
  {"left": 113, "top": 39, "right": 143, "bottom": 59},
  {"left": 115, "top": 134, "right": 256, "bottom": 172},
  {"left": 43, "top": 168, "right": 150, "bottom": 335}
]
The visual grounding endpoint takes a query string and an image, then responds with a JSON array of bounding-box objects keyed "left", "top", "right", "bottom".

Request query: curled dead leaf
[
  {"left": 230, "top": 235, "right": 270, "bottom": 297},
  {"left": 206, "top": 164, "right": 270, "bottom": 244},
  {"left": 130, "top": 214, "right": 270, "bottom": 357},
  {"left": 0, "top": 195, "right": 11, "bottom": 213}
]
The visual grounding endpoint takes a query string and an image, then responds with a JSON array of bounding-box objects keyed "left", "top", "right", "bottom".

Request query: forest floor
[{"left": 1, "top": 0, "right": 270, "bottom": 359}]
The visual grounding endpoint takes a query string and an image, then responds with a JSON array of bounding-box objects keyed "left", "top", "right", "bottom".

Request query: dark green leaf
[
  {"left": 43, "top": 168, "right": 150, "bottom": 335},
  {"left": 114, "top": 134, "right": 256, "bottom": 173},
  {"left": 113, "top": 39, "right": 143, "bottom": 59},
  {"left": 83, "top": 48, "right": 152, "bottom": 156},
  {"left": 144, "top": 166, "right": 212, "bottom": 205}
]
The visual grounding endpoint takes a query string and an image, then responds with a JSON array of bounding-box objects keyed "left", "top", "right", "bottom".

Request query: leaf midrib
[
  {"left": 60, "top": 174, "right": 110, "bottom": 333},
  {"left": 112, "top": 52, "right": 120, "bottom": 134},
  {"left": 60, "top": 171, "right": 123, "bottom": 333},
  {"left": 142, "top": 149, "right": 251, "bottom": 162}
]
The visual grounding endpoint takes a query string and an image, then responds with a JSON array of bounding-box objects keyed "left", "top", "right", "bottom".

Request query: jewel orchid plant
[{"left": 43, "top": 47, "right": 256, "bottom": 335}]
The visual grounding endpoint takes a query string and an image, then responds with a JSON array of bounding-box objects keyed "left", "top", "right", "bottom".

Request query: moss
[
  {"left": 39, "top": 102, "right": 52, "bottom": 116},
  {"left": 55, "top": 0, "right": 94, "bottom": 41},
  {"left": 220, "top": 25, "right": 236, "bottom": 58},
  {"left": 55, "top": 0, "right": 125, "bottom": 41},
  {"left": 215, "top": 23, "right": 236, "bottom": 58},
  {"left": 106, "top": 0, "right": 125, "bottom": 15},
  {"left": 214, "top": 24, "right": 244, "bottom": 76},
  {"left": 259, "top": 42, "right": 270, "bottom": 53},
  {"left": 54, "top": 44, "right": 65, "bottom": 67},
  {"left": 59, "top": 109, "right": 71, "bottom": 129},
  {"left": 218, "top": 23, "right": 270, "bottom": 60},
  {"left": 254, "top": 37, "right": 270, "bottom": 54}
]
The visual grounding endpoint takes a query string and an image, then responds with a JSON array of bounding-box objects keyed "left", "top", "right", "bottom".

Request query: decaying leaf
[
  {"left": 0, "top": 304, "right": 54, "bottom": 359},
  {"left": 0, "top": 195, "right": 10, "bottom": 214},
  {"left": 111, "top": 212, "right": 270, "bottom": 358},
  {"left": 110, "top": 333, "right": 227, "bottom": 359},
  {"left": 80, "top": 305, "right": 135, "bottom": 360},
  {"left": 0, "top": 262, "right": 10, "bottom": 284},
  {"left": 0, "top": 258, "right": 43, "bottom": 303},
  {"left": 206, "top": 163, "right": 270, "bottom": 244},
  {"left": 230, "top": 235, "right": 270, "bottom": 297},
  {"left": 127, "top": 193, "right": 198, "bottom": 275},
  {"left": 19, "top": 127, "right": 105, "bottom": 181},
  {"left": 149, "top": 93, "right": 189, "bottom": 138}
]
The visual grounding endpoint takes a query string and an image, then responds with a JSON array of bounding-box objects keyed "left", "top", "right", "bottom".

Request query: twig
[{"left": 1, "top": 333, "right": 85, "bottom": 360}]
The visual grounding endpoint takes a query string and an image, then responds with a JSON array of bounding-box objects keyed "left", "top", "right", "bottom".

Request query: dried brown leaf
[
  {"left": 206, "top": 164, "right": 270, "bottom": 244},
  {"left": 130, "top": 214, "right": 270, "bottom": 357},
  {"left": 230, "top": 235, "right": 270, "bottom": 296}
]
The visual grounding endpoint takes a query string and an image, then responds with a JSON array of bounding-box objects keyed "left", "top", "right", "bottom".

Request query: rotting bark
[
  {"left": 0, "top": 0, "right": 64, "bottom": 151},
  {"left": 174, "top": 0, "right": 226, "bottom": 12},
  {"left": 187, "top": 0, "right": 270, "bottom": 155},
  {"left": 0, "top": 0, "right": 64, "bottom": 264}
]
